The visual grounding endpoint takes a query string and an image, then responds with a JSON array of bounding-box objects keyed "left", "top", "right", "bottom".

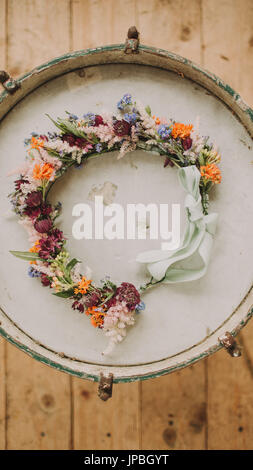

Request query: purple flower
[
  {"left": 95, "top": 143, "right": 102, "bottom": 153},
  {"left": 28, "top": 266, "right": 41, "bottom": 278}
]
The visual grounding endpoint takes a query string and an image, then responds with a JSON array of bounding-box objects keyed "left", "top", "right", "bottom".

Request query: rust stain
[{"left": 162, "top": 427, "right": 177, "bottom": 447}]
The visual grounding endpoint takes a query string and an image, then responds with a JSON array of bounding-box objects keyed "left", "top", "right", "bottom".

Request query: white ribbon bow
[{"left": 136, "top": 166, "right": 218, "bottom": 283}]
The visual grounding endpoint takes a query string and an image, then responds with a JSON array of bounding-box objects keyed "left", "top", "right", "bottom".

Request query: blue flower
[
  {"left": 83, "top": 112, "right": 95, "bottom": 126},
  {"left": 117, "top": 93, "right": 132, "bottom": 110},
  {"left": 96, "top": 143, "right": 102, "bottom": 153},
  {"left": 123, "top": 112, "right": 137, "bottom": 124},
  {"left": 122, "top": 93, "right": 132, "bottom": 104},
  {"left": 69, "top": 113, "right": 78, "bottom": 121},
  {"left": 28, "top": 266, "right": 41, "bottom": 278},
  {"left": 157, "top": 124, "right": 172, "bottom": 140},
  {"left": 135, "top": 301, "right": 146, "bottom": 313}
]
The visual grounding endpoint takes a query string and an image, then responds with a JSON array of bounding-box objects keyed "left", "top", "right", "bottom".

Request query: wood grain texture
[
  {"left": 136, "top": 0, "right": 202, "bottom": 61},
  {"left": 0, "top": 339, "right": 6, "bottom": 450},
  {"left": 141, "top": 364, "right": 207, "bottom": 450},
  {"left": 6, "top": 346, "right": 71, "bottom": 449},
  {"left": 4, "top": 0, "right": 72, "bottom": 450},
  {"left": 0, "top": 0, "right": 7, "bottom": 451},
  {"left": 72, "top": 0, "right": 136, "bottom": 49},
  {"left": 72, "top": 380, "right": 141, "bottom": 450},
  {"left": 7, "top": 0, "right": 71, "bottom": 75},
  {"left": 202, "top": 0, "right": 253, "bottom": 451},
  {"left": 0, "top": 0, "right": 252, "bottom": 451}
]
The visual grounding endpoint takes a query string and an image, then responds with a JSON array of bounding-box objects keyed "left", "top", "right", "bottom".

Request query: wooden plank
[
  {"left": 137, "top": 0, "right": 207, "bottom": 451},
  {"left": 72, "top": 380, "right": 141, "bottom": 450},
  {"left": 6, "top": 347, "right": 72, "bottom": 450},
  {"left": 0, "top": 0, "right": 7, "bottom": 451},
  {"left": 71, "top": 0, "right": 141, "bottom": 450},
  {"left": 202, "top": 0, "right": 253, "bottom": 450},
  {"left": 71, "top": 0, "right": 136, "bottom": 50},
  {"left": 5, "top": 0, "right": 72, "bottom": 450},
  {"left": 7, "top": 0, "right": 71, "bottom": 76},
  {"left": 0, "top": 338, "right": 6, "bottom": 450},
  {"left": 141, "top": 363, "right": 207, "bottom": 450},
  {"left": 202, "top": 0, "right": 253, "bottom": 103},
  {"left": 136, "top": 0, "right": 202, "bottom": 62}
]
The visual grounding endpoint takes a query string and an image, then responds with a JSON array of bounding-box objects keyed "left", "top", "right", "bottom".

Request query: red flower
[
  {"left": 94, "top": 115, "right": 104, "bottom": 126},
  {"left": 72, "top": 301, "right": 84, "bottom": 313},
  {"left": 113, "top": 120, "right": 131, "bottom": 137},
  {"left": 34, "top": 218, "right": 52, "bottom": 233},
  {"left": 62, "top": 134, "right": 88, "bottom": 149},
  {"left": 41, "top": 274, "right": 51, "bottom": 286},
  {"left": 106, "top": 282, "right": 140, "bottom": 311},
  {"left": 24, "top": 206, "right": 41, "bottom": 218},
  {"left": 84, "top": 290, "right": 102, "bottom": 308},
  {"left": 62, "top": 134, "right": 76, "bottom": 146},
  {"left": 182, "top": 137, "right": 192, "bottom": 150},
  {"left": 25, "top": 191, "right": 43, "bottom": 208},
  {"left": 15, "top": 178, "right": 28, "bottom": 190},
  {"left": 75, "top": 137, "right": 88, "bottom": 149}
]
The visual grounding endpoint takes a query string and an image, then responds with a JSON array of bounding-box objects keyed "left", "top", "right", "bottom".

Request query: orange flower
[
  {"left": 29, "top": 240, "right": 40, "bottom": 264},
  {"left": 171, "top": 122, "right": 193, "bottom": 139},
  {"left": 86, "top": 306, "right": 105, "bottom": 328},
  {"left": 200, "top": 164, "right": 222, "bottom": 184},
  {"left": 30, "top": 136, "right": 44, "bottom": 150},
  {"left": 74, "top": 276, "right": 92, "bottom": 295},
  {"left": 33, "top": 163, "right": 54, "bottom": 181},
  {"left": 153, "top": 115, "right": 161, "bottom": 125}
]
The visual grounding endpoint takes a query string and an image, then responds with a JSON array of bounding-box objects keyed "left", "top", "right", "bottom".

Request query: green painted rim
[{"left": 0, "top": 43, "right": 252, "bottom": 383}]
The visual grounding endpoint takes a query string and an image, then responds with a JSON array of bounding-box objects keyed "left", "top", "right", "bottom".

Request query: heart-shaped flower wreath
[{"left": 9, "top": 94, "right": 221, "bottom": 354}]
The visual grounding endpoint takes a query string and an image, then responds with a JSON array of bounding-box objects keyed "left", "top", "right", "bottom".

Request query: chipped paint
[{"left": 0, "top": 44, "right": 253, "bottom": 382}]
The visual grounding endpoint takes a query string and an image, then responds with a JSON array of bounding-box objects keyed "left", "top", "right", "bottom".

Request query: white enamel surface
[{"left": 0, "top": 64, "right": 252, "bottom": 367}]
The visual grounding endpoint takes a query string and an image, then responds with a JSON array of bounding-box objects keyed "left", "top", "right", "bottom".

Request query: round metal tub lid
[{"left": 0, "top": 45, "right": 252, "bottom": 383}]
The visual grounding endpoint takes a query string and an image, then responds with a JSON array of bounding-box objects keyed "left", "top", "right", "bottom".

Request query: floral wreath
[{"left": 9, "top": 94, "right": 221, "bottom": 354}]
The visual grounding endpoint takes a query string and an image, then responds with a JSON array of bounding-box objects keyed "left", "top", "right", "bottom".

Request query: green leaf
[
  {"left": 145, "top": 105, "right": 152, "bottom": 116},
  {"left": 66, "top": 258, "right": 80, "bottom": 273},
  {"left": 53, "top": 288, "right": 74, "bottom": 298},
  {"left": 10, "top": 251, "right": 41, "bottom": 261}
]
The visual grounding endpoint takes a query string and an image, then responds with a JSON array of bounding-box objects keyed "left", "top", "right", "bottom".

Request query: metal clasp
[
  {"left": 219, "top": 331, "right": 241, "bottom": 357},
  {"left": 0, "top": 71, "right": 20, "bottom": 94},
  {"left": 98, "top": 373, "right": 113, "bottom": 401}
]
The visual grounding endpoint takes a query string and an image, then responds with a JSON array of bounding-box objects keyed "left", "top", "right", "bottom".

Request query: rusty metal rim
[{"left": 0, "top": 44, "right": 252, "bottom": 382}]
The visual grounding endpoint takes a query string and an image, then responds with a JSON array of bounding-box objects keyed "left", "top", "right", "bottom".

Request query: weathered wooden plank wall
[{"left": 0, "top": 0, "right": 252, "bottom": 450}]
